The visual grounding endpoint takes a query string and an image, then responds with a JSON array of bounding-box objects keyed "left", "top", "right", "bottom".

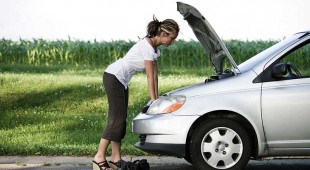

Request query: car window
[
  {"left": 279, "top": 39, "right": 310, "bottom": 78},
  {"left": 256, "top": 38, "right": 310, "bottom": 83}
]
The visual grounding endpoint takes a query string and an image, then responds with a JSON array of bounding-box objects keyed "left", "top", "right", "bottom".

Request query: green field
[
  {"left": 0, "top": 39, "right": 279, "bottom": 68},
  {"left": 0, "top": 65, "right": 207, "bottom": 156}
]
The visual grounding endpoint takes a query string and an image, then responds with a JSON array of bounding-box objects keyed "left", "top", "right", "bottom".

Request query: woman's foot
[{"left": 92, "top": 160, "right": 112, "bottom": 170}]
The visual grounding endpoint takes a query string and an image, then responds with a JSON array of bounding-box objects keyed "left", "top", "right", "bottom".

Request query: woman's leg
[
  {"left": 94, "top": 72, "right": 128, "bottom": 163},
  {"left": 110, "top": 141, "right": 121, "bottom": 162},
  {"left": 110, "top": 86, "right": 128, "bottom": 162},
  {"left": 93, "top": 138, "right": 110, "bottom": 162}
]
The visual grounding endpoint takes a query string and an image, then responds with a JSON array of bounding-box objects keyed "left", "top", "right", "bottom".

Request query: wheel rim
[{"left": 200, "top": 127, "right": 243, "bottom": 169}]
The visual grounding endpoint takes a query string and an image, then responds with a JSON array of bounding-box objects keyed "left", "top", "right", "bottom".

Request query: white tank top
[{"left": 105, "top": 38, "right": 160, "bottom": 89}]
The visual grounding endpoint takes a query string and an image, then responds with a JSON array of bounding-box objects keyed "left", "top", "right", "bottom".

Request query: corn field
[{"left": 0, "top": 38, "right": 279, "bottom": 68}]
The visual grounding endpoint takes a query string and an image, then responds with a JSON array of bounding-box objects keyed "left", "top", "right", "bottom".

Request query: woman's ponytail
[{"left": 146, "top": 15, "right": 179, "bottom": 38}]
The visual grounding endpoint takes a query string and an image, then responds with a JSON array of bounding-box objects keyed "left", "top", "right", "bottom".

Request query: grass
[{"left": 0, "top": 64, "right": 208, "bottom": 156}]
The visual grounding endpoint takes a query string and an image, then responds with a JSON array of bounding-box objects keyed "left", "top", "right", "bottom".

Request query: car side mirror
[{"left": 272, "top": 63, "right": 288, "bottom": 78}]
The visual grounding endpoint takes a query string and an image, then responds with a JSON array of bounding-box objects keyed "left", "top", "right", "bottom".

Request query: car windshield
[{"left": 237, "top": 33, "right": 303, "bottom": 73}]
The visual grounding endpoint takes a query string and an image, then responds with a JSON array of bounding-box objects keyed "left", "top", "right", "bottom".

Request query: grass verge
[{"left": 0, "top": 65, "right": 209, "bottom": 156}]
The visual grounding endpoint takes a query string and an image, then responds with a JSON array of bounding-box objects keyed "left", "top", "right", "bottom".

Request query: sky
[{"left": 0, "top": 0, "right": 309, "bottom": 42}]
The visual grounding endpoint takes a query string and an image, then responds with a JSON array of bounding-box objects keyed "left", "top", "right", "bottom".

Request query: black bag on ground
[
  {"left": 133, "top": 159, "right": 150, "bottom": 170},
  {"left": 120, "top": 161, "right": 136, "bottom": 170}
]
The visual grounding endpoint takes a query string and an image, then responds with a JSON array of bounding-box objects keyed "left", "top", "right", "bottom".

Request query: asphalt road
[{"left": 1, "top": 156, "right": 310, "bottom": 170}]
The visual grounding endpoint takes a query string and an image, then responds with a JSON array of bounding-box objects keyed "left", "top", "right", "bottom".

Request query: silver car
[{"left": 132, "top": 2, "right": 310, "bottom": 170}]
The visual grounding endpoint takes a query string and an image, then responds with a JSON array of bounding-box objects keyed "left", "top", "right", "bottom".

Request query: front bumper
[
  {"left": 135, "top": 138, "right": 186, "bottom": 157},
  {"left": 132, "top": 113, "right": 199, "bottom": 157}
]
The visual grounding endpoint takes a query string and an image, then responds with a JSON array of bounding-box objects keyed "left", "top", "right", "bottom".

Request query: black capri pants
[{"left": 102, "top": 72, "right": 129, "bottom": 142}]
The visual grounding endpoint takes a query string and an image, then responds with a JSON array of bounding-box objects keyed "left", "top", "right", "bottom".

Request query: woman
[{"left": 93, "top": 16, "right": 179, "bottom": 170}]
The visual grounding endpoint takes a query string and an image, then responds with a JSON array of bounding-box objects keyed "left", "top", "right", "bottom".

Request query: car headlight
[{"left": 146, "top": 95, "right": 186, "bottom": 115}]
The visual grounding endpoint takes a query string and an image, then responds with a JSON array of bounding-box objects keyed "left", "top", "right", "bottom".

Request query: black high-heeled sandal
[{"left": 92, "top": 160, "right": 112, "bottom": 170}]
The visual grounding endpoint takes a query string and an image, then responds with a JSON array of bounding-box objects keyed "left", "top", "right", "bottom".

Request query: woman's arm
[
  {"left": 153, "top": 60, "right": 158, "bottom": 99},
  {"left": 145, "top": 60, "right": 158, "bottom": 101}
]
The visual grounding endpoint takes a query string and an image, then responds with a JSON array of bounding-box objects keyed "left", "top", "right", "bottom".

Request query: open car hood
[{"left": 177, "top": 2, "right": 239, "bottom": 73}]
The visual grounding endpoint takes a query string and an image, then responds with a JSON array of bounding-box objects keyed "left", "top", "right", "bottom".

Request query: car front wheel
[{"left": 190, "top": 118, "right": 251, "bottom": 170}]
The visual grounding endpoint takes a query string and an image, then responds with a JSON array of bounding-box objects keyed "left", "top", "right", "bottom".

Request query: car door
[{"left": 261, "top": 36, "right": 310, "bottom": 150}]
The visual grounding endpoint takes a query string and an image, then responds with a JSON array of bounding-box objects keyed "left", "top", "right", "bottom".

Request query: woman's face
[{"left": 161, "top": 32, "right": 177, "bottom": 47}]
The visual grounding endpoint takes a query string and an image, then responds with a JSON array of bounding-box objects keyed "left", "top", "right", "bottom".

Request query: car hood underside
[{"left": 177, "top": 2, "right": 239, "bottom": 73}]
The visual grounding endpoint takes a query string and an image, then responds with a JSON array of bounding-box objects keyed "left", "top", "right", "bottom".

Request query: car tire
[
  {"left": 183, "top": 154, "right": 193, "bottom": 164},
  {"left": 190, "top": 118, "right": 251, "bottom": 170}
]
